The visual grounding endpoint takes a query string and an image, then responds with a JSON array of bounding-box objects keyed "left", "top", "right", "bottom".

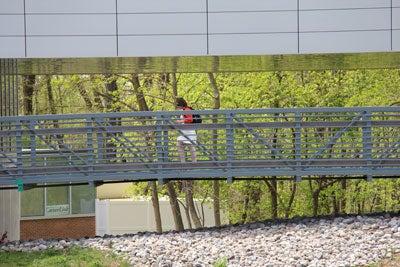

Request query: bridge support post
[
  {"left": 226, "top": 113, "right": 234, "bottom": 184},
  {"left": 13, "top": 180, "right": 24, "bottom": 192},
  {"left": 295, "top": 111, "right": 302, "bottom": 183},
  {"left": 363, "top": 111, "right": 373, "bottom": 182}
]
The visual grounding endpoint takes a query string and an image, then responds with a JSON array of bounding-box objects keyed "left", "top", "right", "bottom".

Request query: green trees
[{"left": 20, "top": 69, "right": 400, "bottom": 229}]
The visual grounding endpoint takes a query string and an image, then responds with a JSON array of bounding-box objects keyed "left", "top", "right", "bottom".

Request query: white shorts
[{"left": 177, "top": 130, "right": 197, "bottom": 145}]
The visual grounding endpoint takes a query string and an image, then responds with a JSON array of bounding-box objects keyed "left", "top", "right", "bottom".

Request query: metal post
[
  {"left": 87, "top": 118, "right": 94, "bottom": 180},
  {"left": 15, "top": 121, "right": 23, "bottom": 191},
  {"left": 295, "top": 111, "right": 302, "bottom": 182},
  {"left": 226, "top": 113, "right": 234, "bottom": 183},
  {"left": 157, "top": 114, "right": 165, "bottom": 185},
  {"left": 363, "top": 111, "right": 373, "bottom": 182}
]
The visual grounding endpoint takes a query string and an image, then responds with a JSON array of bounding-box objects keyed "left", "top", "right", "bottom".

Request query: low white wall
[{"left": 96, "top": 198, "right": 223, "bottom": 236}]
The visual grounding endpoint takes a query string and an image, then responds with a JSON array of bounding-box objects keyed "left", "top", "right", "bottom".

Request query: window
[
  {"left": 21, "top": 183, "right": 95, "bottom": 217},
  {"left": 21, "top": 187, "right": 44, "bottom": 217},
  {"left": 71, "top": 184, "right": 95, "bottom": 214},
  {"left": 46, "top": 185, "right": 69, "bottom": 216}
]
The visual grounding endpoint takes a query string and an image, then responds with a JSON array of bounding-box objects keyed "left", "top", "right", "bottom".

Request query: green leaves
[{"left": 21, "top": 69, "right": 400, "bottom": 225}]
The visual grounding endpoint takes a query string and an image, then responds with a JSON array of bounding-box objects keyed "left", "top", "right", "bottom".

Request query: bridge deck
[{"left": 1, "top": 107, "right": 399, "bottom": 189}]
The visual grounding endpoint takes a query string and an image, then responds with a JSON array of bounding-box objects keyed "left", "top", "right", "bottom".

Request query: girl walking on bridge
[{"left": 175, "top": 97, "right": 197, "bottom": 163}]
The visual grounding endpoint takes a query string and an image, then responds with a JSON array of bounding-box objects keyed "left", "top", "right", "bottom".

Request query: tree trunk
[
  {"left": 45, "top": 75, "right": 56, "bottom": 114},
  {"left": 45, "top": 75, "right": 64, "bottom": 147},
  {"left": 185, "top": 180, "right": 202, "bottom": 228},
  {"left": 286, "top": 181, "right": 297, "bottom": 218},
  {"left": 183, "top": 198, "right": 192, "bottom": 229},
  {"left": 340, "top": 179, "right": 347, "bottom": 213},
  {"left": 104, "top": 75, "right": 119, "bottom": 111},
  {"left": 267, "top": 119, "right": 280, "bottom": 219},
  {"left": 150, "top": 181, "right": 162, "bottom": 233},
  {"left": 77, "top": 80, "right": 93, "bottom": 111},
  {"left": 165, "top": 181, "right": 184, "bottom": 231},
  {"left": 309, "top": 179, "right": 338, "bottom": 216},
  {"left": 213, "top": 181, "right": 221, "bottom": 226},
  {"left": 131, "top": 74, "right": 149, "bottom": 111},
  {"left": 312, "top": 190, "right": 320, "bottom": 216},
  {"left": 103, "top": 76, "right": 119, "bottom": 161},
  {"left": 161, "top": 73, "right": 186, "bottom": 230},
  {"left": 131, "top": 73, "right": 162, "bottom": 233},
  {"left": 22, "top": 75, "right": 35, "bottom": 115},
  {"left": 208, "top": 72, "right": 222, "bottom": 226},
  {"left": 266, "top": 179, "right": 278, "bottom": 218}
]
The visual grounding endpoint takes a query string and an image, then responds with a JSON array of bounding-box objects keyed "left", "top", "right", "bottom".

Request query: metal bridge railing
[{"left": 0, "top": 107, "right": 399, "bottom": 189}]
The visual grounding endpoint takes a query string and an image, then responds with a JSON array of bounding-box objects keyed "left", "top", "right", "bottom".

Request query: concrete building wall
[
  {"left": 0, "top": 0, "right": 398, "bottom": 58},
  {"left": 0, "top": 189, "right": 20, "bottom": 241}
]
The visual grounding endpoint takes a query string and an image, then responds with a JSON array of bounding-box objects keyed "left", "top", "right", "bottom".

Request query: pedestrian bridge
[{"left": 0, "top": 107, "right": 399, "bottom": 190}]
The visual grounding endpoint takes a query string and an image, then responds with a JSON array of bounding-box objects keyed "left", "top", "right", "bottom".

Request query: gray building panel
[
  {"left": 394, "top": 30, "right": 400, "bottom": 51},
  {"left": 209, "top": 33, "right": 298, "bottom": 56},
  {"left": 0, "top": 37, "right": 25, "bottom": 58},
  {"left": 208, "top": 0, "right": 297, "bottom": 12},
  {"left": 27, "top": 36, "right": 117, "bottom": 57},
  {"left": 300, "top": 8, "right": 390, "bottom": 32},
  {"left": 26, "top": 14, "right": 116, "bottom": 36},
  {"left": 300, "top": 0, "right": 391, "bottom": 10},
  {"left": 25, "top": 0, "right": 115, "bottom": 14},
  {"left": 118, "top": 35, "right": 207, "bottom": 57},
  {"left": 0, "top": 15, "right": 25, "bottom": 35},
  {"left": 208, "top": 11, "right": 297, "bottom": 34},
  {"left": 0, "top": 0, "right": 24, "bottom": 14},
  {"left": 394, "top": 7, "right": 400, "bottom": 29},
  {"left": 117, "top": 0, "right": 206, "bottom": 13},
  {"left": 0, "top": 0, "right": 399, "bottom": 58},
  {"left": 300, "top": 31, "right": 391, "bottom": 53},
  {"left": 118, "top": 13, "right": 206, "bottom": 35}
]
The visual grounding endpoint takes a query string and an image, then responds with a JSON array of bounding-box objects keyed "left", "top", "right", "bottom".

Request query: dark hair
[{"left": 176, "top": 97, "right": 188, "bottom": 108}]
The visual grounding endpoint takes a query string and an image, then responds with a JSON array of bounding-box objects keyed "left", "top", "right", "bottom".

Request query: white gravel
[{"left": 1, "top": 213, "right": 400, "bottom": 266}]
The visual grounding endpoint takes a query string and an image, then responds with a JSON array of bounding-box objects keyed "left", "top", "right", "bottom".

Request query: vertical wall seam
[
  {"left": 297, "top": 0, "right": 300, "bottom": 54},
  {"left": 115, "top": 0, "right": 119, "bottom": 56},
  {"left": 390, "top": 0, "right": 393, "bottom": 51},
  {"left": 23, "top": 0, "right": 27, "bottom": 57},
  {"left": 206, "top": 0, "right": 209, "bottom": 55}
]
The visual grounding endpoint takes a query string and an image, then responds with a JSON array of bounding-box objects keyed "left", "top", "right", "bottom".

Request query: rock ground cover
[{"left": 1, "top": 213, "right": 400, "bottom": 266}]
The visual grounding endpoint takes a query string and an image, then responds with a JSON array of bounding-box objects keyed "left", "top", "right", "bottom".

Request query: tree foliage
[{"left": 20, "top": 69, "right": 400, "bottom": 228}]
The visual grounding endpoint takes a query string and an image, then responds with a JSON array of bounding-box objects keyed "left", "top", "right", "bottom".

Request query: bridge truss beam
[{"left": 0, "top": 107, "right": 399, "bottom": 190}]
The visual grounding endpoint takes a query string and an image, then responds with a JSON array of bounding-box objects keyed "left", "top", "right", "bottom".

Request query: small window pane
[
  {"left": 71, "top": 184, "right": 95, "bottom": 214},
  {"left": 46, "top": 185, "right": 69, "bottom": 216},
  {"left": 21, "top": 187, "right": 44, "bottom": 217}
]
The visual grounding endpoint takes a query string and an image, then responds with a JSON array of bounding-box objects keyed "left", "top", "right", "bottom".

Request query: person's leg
[
  {"left": 189, "top": 145, "right": 197, "bottom": 163},
  {"left": 177, "top": 140, "right": 186, "bottom": 162}
]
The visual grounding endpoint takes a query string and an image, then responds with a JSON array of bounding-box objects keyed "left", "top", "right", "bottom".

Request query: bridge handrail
[{"left": 0, "top": 107, "right": 399, "bottom": 188}]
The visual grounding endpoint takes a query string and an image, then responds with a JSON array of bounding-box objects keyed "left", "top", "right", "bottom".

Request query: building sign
[{"left": 46, "top": 204, "right": 70, "bottom": 216}]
